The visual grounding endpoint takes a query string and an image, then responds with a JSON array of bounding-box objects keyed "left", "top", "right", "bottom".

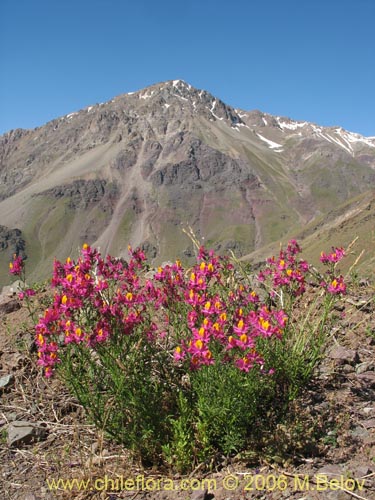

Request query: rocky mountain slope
[{"left": 1, "top": 80, "right": 375, "bottom": 285}]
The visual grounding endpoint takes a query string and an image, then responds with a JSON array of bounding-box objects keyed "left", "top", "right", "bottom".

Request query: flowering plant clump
[
  {"left": 319, "top": 246, "right": 347, "bottom": 295},
  {"left": 11, "top": 239, "right": 348, "bottom": 470}
]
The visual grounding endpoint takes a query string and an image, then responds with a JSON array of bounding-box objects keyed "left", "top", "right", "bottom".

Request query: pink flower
[
  {"left": 9, "top": 256, "right": 23, "bottom": 275},
  {"left": 327, "top": 276, "right": 346, "bottom": 294},
  {"left": 320, "top": 247, "right": 345, "bottom": 264},
  {"left": 233, "top": 318, "right": 248, "bottom": 335},
  {"left": 18, "top": 288, "right": 36, "bottom": 300},
  {"left": 174, "top": 345, "right": 185, "bottom": 361}
]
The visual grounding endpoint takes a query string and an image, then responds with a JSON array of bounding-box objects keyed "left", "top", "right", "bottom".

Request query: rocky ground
[{"left": 1, "top": 281, "right": 375, "bottom": 500}]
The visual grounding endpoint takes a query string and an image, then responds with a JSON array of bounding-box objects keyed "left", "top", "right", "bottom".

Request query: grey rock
[
  {"left": 356, "top": 361, "right": 374, "bottom": 374},
  {"left": 7, "top": 420, "right": 48, "bottom": 447},
  {"left": 326, "top": 492, "right": 352, "bottom": 500},
  {"left": 1, "top": 280, "right": 23, "bottom": 296},
  {"left": 5, "top": 412, "right": 18, "bottom": 422},
  {"left": 0, "top": 297, "right": 21, "bottom": 315},
  {"left": 341, "top": 364, "right": 355, "bottom": 374},
  {"left": 0, "top": 374, "right": 14, "bottom": 390},
  {"left": 317, "top": 464, "right": 343, "bottom": 475},
  {"left": 357, "top": 371, "right": 375, "bottom": 387},
  {"left": 190, "top": 489, "right": 210, "bottom": 500},
  {"left": 329, "top": 346, "right": 359, "bottom": 365},
  {"left": 351, "top": 426, "right": 370, "bottom": 438},
  {"left": 362, "top": 407, "right": 374, "bottom": 415},
  {"left": 355, "top": 465, "right": 371, "bottom": 477},
  {"left": 362, "top": 418, "right": 375, "bottom": 429}
]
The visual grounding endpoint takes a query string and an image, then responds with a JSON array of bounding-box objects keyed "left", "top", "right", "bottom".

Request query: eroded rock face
[
  {"left": 0, "top": 225, "right": 26, "bottom": 260},
  {"left": 34, "top": 179, "right": 119, "bottom": 210},
  {"left": 151, "top": 136, "right": 255, "bottom": 190}
]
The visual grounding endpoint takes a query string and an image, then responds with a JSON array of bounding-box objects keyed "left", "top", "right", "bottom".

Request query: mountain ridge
[{"left": 1, "top": 80, "right": 375, "bottom": 285}]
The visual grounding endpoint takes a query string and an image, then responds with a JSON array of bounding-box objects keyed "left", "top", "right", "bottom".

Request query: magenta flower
[
  {"left": 9, "top": 256, "right": 23, "bottom": 275},
  {"left": 320, "top": 247, "right": 345, "bottom": 264},
  {"left": 18, "top": 288, "right": 36, "bottom": 300},
  {"left": 326, "top": 276, "right": 346, "bottom": 294}
]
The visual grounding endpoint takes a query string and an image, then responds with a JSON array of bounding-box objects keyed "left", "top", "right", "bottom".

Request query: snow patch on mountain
[
  {"left": 336, "top": 128, "right": 375, "bottom": 149},
  {"left": 257, "top": 133, "right": 283, "bottom": 151},
  {"left": 277, "top": 117, "right": 308, "bottom": 130}
]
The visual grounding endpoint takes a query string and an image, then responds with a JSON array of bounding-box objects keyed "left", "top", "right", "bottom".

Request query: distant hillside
[{"left": 1, "top": 80, "right": 375, "bottom": 286}]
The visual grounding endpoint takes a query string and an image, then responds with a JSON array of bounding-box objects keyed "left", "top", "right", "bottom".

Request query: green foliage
[{"left": 13, "top": 240, "right": 350, "bottom": 471}]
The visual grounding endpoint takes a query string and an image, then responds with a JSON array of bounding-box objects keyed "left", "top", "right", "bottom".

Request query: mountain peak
[
  {"left": 115, "top": 79, "right": 244, "bottom": 129},
  {"left": 1, "top": 79, "right": 375, "bottom": 285}
]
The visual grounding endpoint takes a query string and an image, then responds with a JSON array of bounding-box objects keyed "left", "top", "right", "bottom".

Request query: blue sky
[{"left": 0, "top": 0, "right": 374, "bottom": 136}]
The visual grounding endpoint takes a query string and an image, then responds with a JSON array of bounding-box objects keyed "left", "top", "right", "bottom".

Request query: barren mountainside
[{"left": 1, "top": 80, "right": 375, "bottom": 285}]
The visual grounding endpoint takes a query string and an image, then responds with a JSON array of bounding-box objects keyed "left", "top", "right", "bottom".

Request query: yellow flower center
[
  {"left": 195, "top": 339, "right": 203, "bottom": 349},
  {"left": 260, "top": 319, "right": 270, "bottom": 330}
]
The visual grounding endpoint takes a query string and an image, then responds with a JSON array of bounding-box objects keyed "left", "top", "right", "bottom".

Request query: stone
[
  {"left": 351, "top": 426, "right": 370, "bottom": 439},
  {"left": 326, "top": 491, "right": 352, "bottom": 500},
  {"left": 1, "top": 280, "right": 23, "bottom": 296},
  {"left": 357, "top": 371, "right": 375, "bottom": 388},
  {"left": 341, "top": 364, "right": 354, "bottom": 374},
  {"left": 190, "top": 489, "right": 213, "bottom": 500},
  {"left": 329, "top": 346, "right": 359, "bottom": 365},
  {"left": 317, "top": 464, "right": 343, "bottom": 475},
  {"left": 0, "top": 298, "right": 21, "bottom": 315},
  {"left": 7, "top": 421, "right": 48, "bottom": 447},
  {"left": 0, "top": 374, "right": 14, "bottom": 390},
  {"left": 363, "top": 407, "right": 374, "bottom": 415},
  {"left": 362, "top": 419, "right": 375, "bottom": 429},
  {"left": 355, "top": 465, "right": 371, "bottom": 477},
  {"left": 356, "top": 361, "right": 374, "bottom": 374}
]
